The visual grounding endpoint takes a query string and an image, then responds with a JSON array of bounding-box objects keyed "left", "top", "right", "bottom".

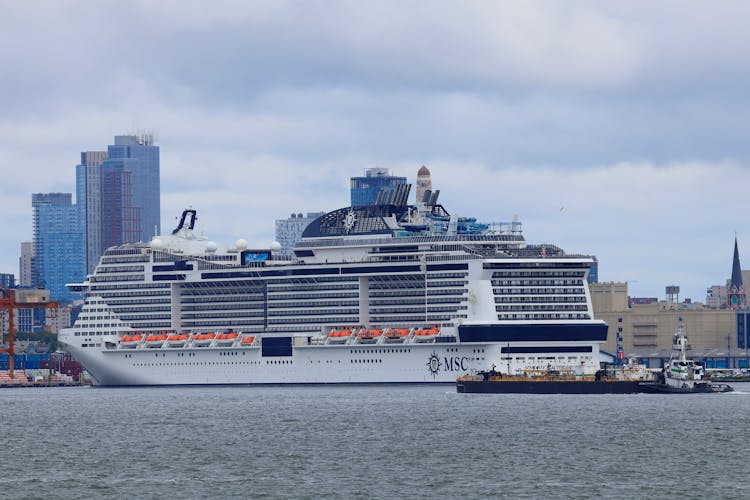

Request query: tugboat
[{"left": 639, "top": 326, "right": 734, "bottom": 394}]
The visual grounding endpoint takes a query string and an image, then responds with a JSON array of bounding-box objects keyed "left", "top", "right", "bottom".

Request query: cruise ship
[{"left": 59, "top": 183, "right": 609, "bottom": 385}]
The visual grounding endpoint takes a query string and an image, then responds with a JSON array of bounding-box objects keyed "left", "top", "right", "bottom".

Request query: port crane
[{"left": 0, "top": 288, "right": 58, "bottom": 380}]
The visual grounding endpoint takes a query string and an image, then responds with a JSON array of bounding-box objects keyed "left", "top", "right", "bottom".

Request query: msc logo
[
  {"left": 426, "top": 351, "right": 470, "bottom": 378},
  {"left": 426, "top": 352, "right": 441, "bottom": 377}
]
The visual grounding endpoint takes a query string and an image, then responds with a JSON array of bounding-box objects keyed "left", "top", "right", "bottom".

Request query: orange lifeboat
[
  {"left": 328, "top": 329, "right": 352, "bottom": 343},
  {"left": 119, "top": 334, "right": 143, "bottom": 348},
  {"left": 144, "top": 333, "right": 168, "bottom": 348},
  {"left": 240, "top": 335, "right": 256, "bottom": 346},
  {"left": 166, "top": 333, "right": 190, "bottom": 347},
  {"left": 414, "top": 327, "right": 440, "bottom": 342},
  {"left": 215, "top": 332, "right": 239, "bottom": 346},
  {"left": 386, "top": 328, "right": 410, "bottom": 342},
  {"left": 357, "top": 329, "right": 383, "bottom": 343},
  {"left": 192, "top": 332, "right": 216, "bottom": 347}
]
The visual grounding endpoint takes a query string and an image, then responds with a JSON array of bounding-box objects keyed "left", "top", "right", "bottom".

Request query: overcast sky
[{"left": 1, "top": 1, "right": 749, "bottom": 302}]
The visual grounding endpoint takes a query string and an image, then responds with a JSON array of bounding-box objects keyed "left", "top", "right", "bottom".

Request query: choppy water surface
[{"left": 2, "top": 383, "right": 750, "bottom": 499}]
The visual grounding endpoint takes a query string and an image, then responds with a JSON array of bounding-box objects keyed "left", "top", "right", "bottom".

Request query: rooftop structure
[{"left": 706, "top": 285, "right": 727, "bottom": 310}]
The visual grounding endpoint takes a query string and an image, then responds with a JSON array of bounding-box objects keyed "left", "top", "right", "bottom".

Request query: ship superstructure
[{"left": 60, "top": 184, "right": 607, "bottom": 385}]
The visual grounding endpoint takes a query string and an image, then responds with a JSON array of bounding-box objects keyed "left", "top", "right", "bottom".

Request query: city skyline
[{"left": 1, "top": 2, "right": 749, "bottom": 302}]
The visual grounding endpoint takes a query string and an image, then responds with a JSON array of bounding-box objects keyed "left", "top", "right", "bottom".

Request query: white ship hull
[
  {"left": 66, "top": 344, "right": 471, "bottom": 385},
  {"left": 64, "top": 336, "right": 601, "bottom": 386}
]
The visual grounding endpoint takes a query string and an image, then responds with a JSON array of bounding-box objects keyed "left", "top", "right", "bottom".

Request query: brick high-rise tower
[{"left": 416, "top": 165, "right": 432, "bottom": 204}]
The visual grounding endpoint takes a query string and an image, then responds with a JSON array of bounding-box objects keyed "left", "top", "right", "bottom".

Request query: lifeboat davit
[
  {"left": 144, "top": 333, "right": 168, "bottom": 348},
  {"left": 240, "top": 335, "right": 256, "bottom": 346},
  {"left": 215, "top": 332, "right": 239, "bottom": 346},
  {"left": 413, "top": 327, "right": 439, "bottom": 342},
  {"left": 192, "top": 333, "right": 216, "bottom": 347},
  {"left": 119, "top": 334, "right": 143, "bottom": 348},
  {"left": 328, "top": 329, "right": 352, "bottom": 343},
  {"left": 166, "top": 333, "right": 190, "bottom": 347}
]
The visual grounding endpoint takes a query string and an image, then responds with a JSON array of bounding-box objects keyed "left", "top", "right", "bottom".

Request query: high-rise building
[
  {"left": 105, "top": 134, "right": 160, "bottom": 242},
  {"left": 416, "top": 165, "right": 432, "bottom": 204},
  {"left": 32, "top": 193, "right": 71, "bottom": 287},
  {"left": 31, "top": 193, "right": 84, "bottom": 303},
  {"left": 275, "top": 212, "right": 325, "bottom": 258},
  {"left": 350, "top": 168, "right": 406, "bottom": 207},
  {"left": 76, "top": 134, "right": 160, "bottom": 272},
  {"left": 76, "top": 151, "right": 106, "bottom": 274},
  {"left": 18, "top": 241, "right": 32, "bottom": 286},
  {"left": 587, "top": 257, "right": 598, "bottom": 284},
  {"left": 101, "top": 163, "right": 141, "bottom": 251},
  {"left": 0, "top": 273, "right": 14, "bottom": 288}
]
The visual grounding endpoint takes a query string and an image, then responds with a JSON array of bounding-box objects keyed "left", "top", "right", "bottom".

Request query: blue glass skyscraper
[
  {"left": 31, "top": 193, "right": 84, "bottom": 303},
  {"left": 0, "top": 273, "right": 14, "bottom": 288},
  {"left": 105, "top": 134, "right": 160, "bottom": 242},
  {"left": 350, "top": 168, "right": 407, "bottom": 207}
]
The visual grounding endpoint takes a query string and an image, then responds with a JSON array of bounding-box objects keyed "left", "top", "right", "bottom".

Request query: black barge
[
  {"left": 456, "top": 368, "right": 734, "bottom": 394},
  {"left": 456, "top": 369, "right": 647, "bottom": 394}
]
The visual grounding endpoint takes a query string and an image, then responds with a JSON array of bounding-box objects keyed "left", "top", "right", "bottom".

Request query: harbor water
[{"left": 2, "top": 383, "right": 750, "bottom": 499}]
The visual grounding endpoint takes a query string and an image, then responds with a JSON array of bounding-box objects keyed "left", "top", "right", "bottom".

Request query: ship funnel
[{"left": 172, "top": 209, "right": 197, "bottom": 235}]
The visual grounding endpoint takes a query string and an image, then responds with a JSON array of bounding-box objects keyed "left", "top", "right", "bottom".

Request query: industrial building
[
  {"left": 591, "top": 237, "right": 750, "bottom": 368},
  {"left": 592, "top": 282, "right": 749, "bottom": 369}
]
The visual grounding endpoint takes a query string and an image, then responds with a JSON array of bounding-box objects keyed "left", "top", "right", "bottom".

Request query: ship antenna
[{"left": 507, "top": 340, "right": 511, "bottom": 375}]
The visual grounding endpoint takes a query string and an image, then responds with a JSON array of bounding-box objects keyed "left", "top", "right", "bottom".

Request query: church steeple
[
  {"left": 729, "top": 235, "right": 746, "bottom": 309},
  {"left": 731, "top": 236, "right": 743, "bottom": 289}
]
